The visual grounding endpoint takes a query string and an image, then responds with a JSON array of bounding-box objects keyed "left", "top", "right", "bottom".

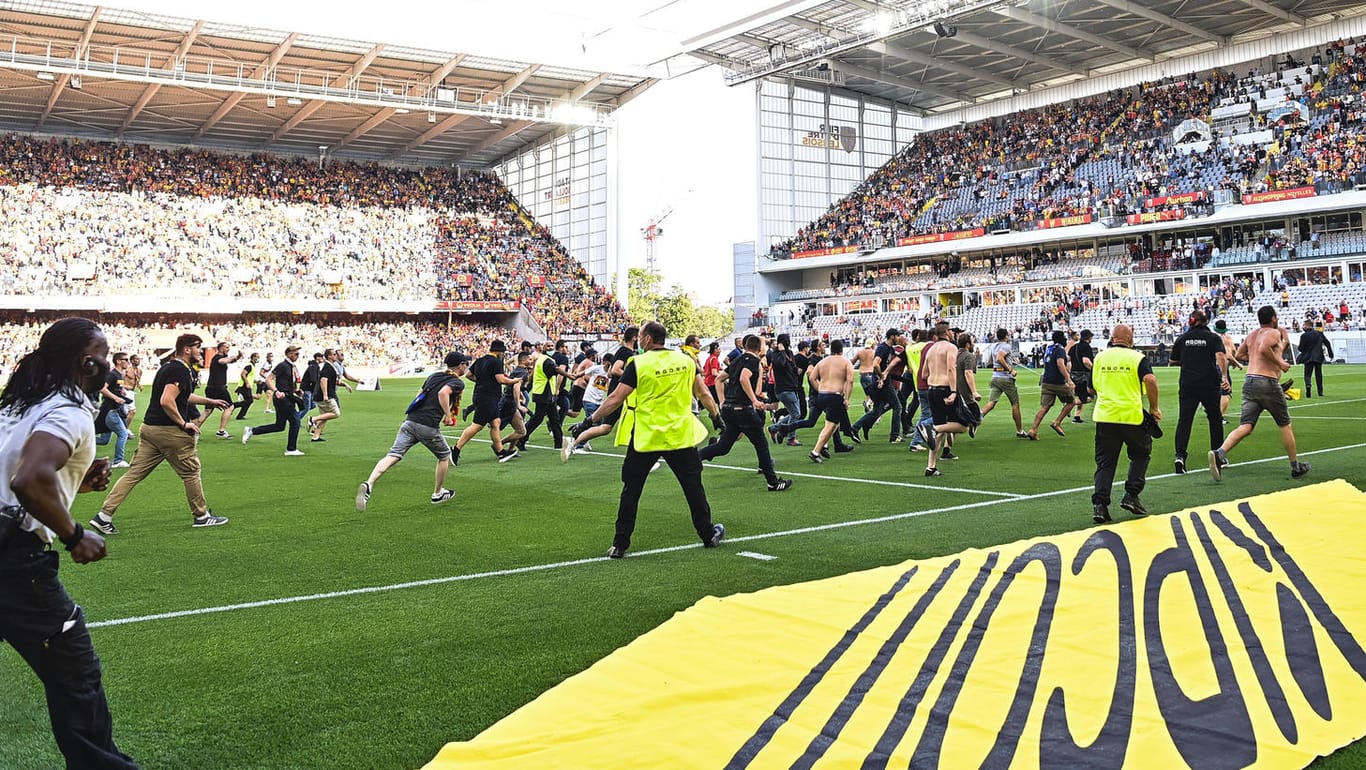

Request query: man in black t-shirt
[
  {"left": 496, "top": 351, "right": 531, "bottom": 449},
  {"left": 356, "top": 352, "right": 469, "bottom": 511},
  {"left": 1069, "top": 330, "right": 1096, "bottom": 423},
  {"left": 453, "top": 340, "right": 520, "bottom": 464},
  {"left": 92, "top": 334, "right": 230, "bottom": 533},
  {"left": 309, "top": 349, "right": 342, "bottom": 443},
  {"left": 242, "top": 346, "right": 306, "bottom": 455},
  {"left": 697, "top": 334, "right": 793, "bottom": 491},
  {"left": 1169, "top": 309, "right": 1228, "bottom": 474},
  {"left": 95, "top": 352, "right": 134, "bottom": 467},
  {"left": 201, "top": 341, "right": 242, "bottom": 440}
]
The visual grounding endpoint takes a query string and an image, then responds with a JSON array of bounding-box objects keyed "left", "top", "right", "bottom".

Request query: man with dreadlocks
[{"left": 0, "top": 317, "right": 140, "bottom": 769}]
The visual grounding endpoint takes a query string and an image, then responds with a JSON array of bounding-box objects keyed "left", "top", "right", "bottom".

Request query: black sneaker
[
  {"left": 808, "top": 452, "right": 824, "bottom": 464},
  {"left": 1072, "top": 416, "right": 1084, "bottom": 424},
  {"left": 1093, "top": 504, "right": 1112, "bottom": 524},
  {"left": 431, "top": 489, "right": 455, "bottom": 504},
  {"left": 449, "top": 445, "right": 461, "bottom": 466},
  {"left": 940, "top": 449, "right": 958, "bottom": 461},
  {"left": 968, "top": 424, "right": 977, "bottom": 438},
  {"left": 834, "top": 444, "right": 854, "bottom": 453},
  {"left": 768, "top": 478, "right": 793, "bottom": 491},
  {"left": 924, "top": 467, "right": 942, "bottom": 477},
  {"left": 1120, "top": 494, "right": 1148, "bottom": 517},
  {"left": 497, "top": 448, "right": 519, "bottom": 463},
  {"left": 569, "top": 423, "right": 583, "bottom": 439},
  {"left": 1016, "top": 431, "right": 1031, "bottom": 439},
  {"left": 1174, "top": 457, "right": 1186, "bottom": 475},
  {"left": 1291, "top": 461, "right": 1311, "bottom": 478},
  {"left": 845, "top": 430, "right": 862, "bottom": 445},
  {"left": 705, "top": 523, "right": 726, "bottom": 547},
  {"left": 90, "top": 516, "right": 119, "bottom": 535},
  {"left": 192, "top": 512, "right": 229, "bottom": 527},
  {"left": 767, "top": 424, "right": 780, "bottom": 444},
  {"left": 606, "top": 545, "right": 626, "bottom": 559},
  {"left": 819, "top": 447, "right": 831, "bottom": 459}
]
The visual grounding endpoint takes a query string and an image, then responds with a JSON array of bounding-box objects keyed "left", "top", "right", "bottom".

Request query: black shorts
[
  {"left": 928, "top": 386, "right": 955, "bottom": 426},
  {"left": 497, "top": 397, "right": 519, "bottom": 425},
  {"left": 1071, "top": 373, "right": 1092, "bottom": 403},
  {"left": 569, "top": 384, "right": 586, "bottom": 412},
  {"left": 471, "top": 398, "right": 500, "bottom": 426},
  {"left": 205, "top": 385, "right": 233, "bottom": 404}
]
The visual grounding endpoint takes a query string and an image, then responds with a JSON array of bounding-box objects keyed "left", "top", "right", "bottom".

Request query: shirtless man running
[
  {"left": 1209, "top": 305, "right": 1309, "bottom": 481},
  {"left": 853, "top": 339, "right": 879, "bottom": 417},
  {"left": 921, "top": 326, "right": 968, "bottom": 476},
  {"left": 807, "top": 340, "right": 855, "bottom": 462},
  {"left": 1212, "top": 318, "right": 1242, "bottom": 421}
]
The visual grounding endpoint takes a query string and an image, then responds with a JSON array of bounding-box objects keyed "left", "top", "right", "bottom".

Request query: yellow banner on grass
[{"left": 425, "top": 481, "right": 1366, "bottom": 769}]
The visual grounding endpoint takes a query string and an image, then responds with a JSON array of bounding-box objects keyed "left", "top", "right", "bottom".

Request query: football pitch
[{"left": 3, "top": 365, "right": 1365, "bottom": 769}]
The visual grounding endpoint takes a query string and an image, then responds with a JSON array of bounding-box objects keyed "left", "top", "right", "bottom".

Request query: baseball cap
[
  {"left": 444, "top": 352, "right": 470, "bottom": 368},
  {"left": 285, "top": 345, "right": 301, "bottom": 354},
  {"left": 1213, "top": 319, "right": 1228, "bottom": 332}
]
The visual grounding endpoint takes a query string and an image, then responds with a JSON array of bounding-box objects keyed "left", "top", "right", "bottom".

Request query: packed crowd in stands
[
  {"left": 771, "top": 39, "right": 1366, "bottom": 259},
  {"left": 0, "top": 134, "right": 628, "bottom": 337},
  {"left": 0, "top": 314, "right": 525, "bottom": 377}
]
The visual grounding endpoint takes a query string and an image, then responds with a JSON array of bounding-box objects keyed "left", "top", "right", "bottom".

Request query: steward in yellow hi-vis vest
[
  {"left": 616, "top": 349, "right": 709, "bottom": 451},
  {"left": 1088, "top": 325, "right": 1161, "bottom": 526},
  {"left": 587, "top": 321, "right": 725, "bottom": 558},
  {"left": 1091, "top": 347, "right": 1146, "bottom": 425},
  {"left": 523, "top": 348, "right": 565, "bottom": 448}
]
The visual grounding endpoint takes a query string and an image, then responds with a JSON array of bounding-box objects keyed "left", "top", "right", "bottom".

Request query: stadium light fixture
[
  {"left": 395, "top": 108, "right": 411, "bottom": 114},
  {"left": 70, "top": 75, "right": 82, "bottom": 89},
  {"left": 266, "top": 95, "right": 276, "bottom": 108},
  {"left": 35, "top": 70, "right": 55, "bottom": 81},
  {"left": 427, "top": 111, "right": 437, "bottom": 123},
  {"left": 286, "top": 97, "right": 302, "bottom": 106},
  {"left": 489, "top": 117, "right": 503, "bottom": 125}
]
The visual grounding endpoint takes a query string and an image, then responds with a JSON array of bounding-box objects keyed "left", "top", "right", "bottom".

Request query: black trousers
[
  {"left": 1303, "top": 361, "right": 1324, "bottom": 397},
  {"left": 698, "top": 406, "right": 778, "bottom": 484},
  {"left": 613, "top": 446, "right": 713, "bottom": 551},
  {"left": 252, "top": 393, "right": 301, "bottom": 451},
  {"left": 1174, "top": 385, "right": 1224, "bottom": 460},
  {"left": 1092, "top": 422, "right": 1152, "bottom": 506},
  {"left": 234, "top": 384, "right": 255, "bottom": 420},
  {"left": 852, "top": 376, "right": 899, "bottom": 437},
  {"left": 0, "top": 540, "right": 139, "bottom": 769},
  {"left": 524, "top": 396, "right": 563, "bottom": 446}
]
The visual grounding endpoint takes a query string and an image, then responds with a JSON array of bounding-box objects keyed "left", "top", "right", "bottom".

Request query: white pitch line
[
  {"left": 1292, "top": 416, "right": 1366, "bottom": 420},
  {"left": 88, "top": 441, "right": 1366, "bottom": 630},
  {"left": 737, "top": 551, "right": 778, "bottom": 561},
  {"left": 455, "top": 436, "right": 1023, "bottom": 499},
  {"left": 1289, "top": 396, "right": 1366, "bottom": 410}
]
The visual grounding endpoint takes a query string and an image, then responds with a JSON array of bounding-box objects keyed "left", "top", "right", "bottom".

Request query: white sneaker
[
  {"left": 110, "top": 460, "right": 130, "bottom": 469},
  {"left": 649, "top": 459, "right": 663, "bottom": 473},
  {"left": 573, "top": 445, "right": 591, "bottom": 454},
  {"left": 241, "top": 427, "right": 253, "bottom": 445},
  {"left": 284, "top": 449, "right": 305, "bottom": 456},
  {"left": 560, "top": 442, "right": 574, "bottom": 463},
  {"left": 431, "top": 488, "right": 455, "bottom": 504},
  {"left": 215, "top": 430, "right": 231, "bottom": 439},
  {"left": 355, "top": 482, "right": 371, "bottom": 512}
]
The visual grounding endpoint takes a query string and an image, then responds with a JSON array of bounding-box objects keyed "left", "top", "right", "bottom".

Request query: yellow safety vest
[
  {"left": 615, "top": 348, "right": 709, "bottom": 451},
  {"left": 1091, "top": 346, "right": 1145, "bottom": 425},
  {"left": 906, "top": 342, "right": 927, "bottom": 380},
  {"left": 530, "top": 353, "right": 559, "bottom": 397}
]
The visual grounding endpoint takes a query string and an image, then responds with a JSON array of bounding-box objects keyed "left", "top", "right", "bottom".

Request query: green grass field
[{"left": 3, "top": 364, "right": 1364, "bottom": 769}]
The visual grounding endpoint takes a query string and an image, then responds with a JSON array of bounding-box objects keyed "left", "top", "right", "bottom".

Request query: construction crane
[{"left": 641, "top": 205, "right": 675, "bottom": 274}]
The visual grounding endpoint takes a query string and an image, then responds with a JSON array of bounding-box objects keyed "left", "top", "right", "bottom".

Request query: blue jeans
[
  {"left": 95, "top": 411, "right": 130, "bottom": 463},
  {"left": 912, "top": 388, "right": 934, "bottom": 448},
  {"left": 773, "top": 390, "right": 804, "bottom": 434}
]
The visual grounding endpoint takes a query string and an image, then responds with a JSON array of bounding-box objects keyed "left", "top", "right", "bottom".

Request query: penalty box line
[
  {"left": 87, "top": 441, "right": 1366, "bottom": 631},
  {"left": 455, "top": 436, "right": 1023, "bottom": 499}
]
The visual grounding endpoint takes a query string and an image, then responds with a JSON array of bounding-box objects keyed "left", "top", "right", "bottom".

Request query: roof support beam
[
  {"left": 948, "top": 28, "right": 1087, "bottom": 78},
  {"left": 425, "top": 53, "right": 467, "bottom": 90},
  {"left": 1090, "top": 0, "right": 1225, "bottom": 44},
  {"left": 492, "top": 64, "right": 541, "bottom": 99},
  {"left": 869, "top": 40, "right": 1016, "bottom": 90},
  {"left": 266, "top": 44, "right": 384, "bottom": 147},
  {"left": 390, "top": 113, "right": 473, "bottom": 158},
  {"left": 117, "top": 19, "right": 203, "bottom": 136},
  {"left": 463, "top": 120, "right": 533, "bottom": 158},
  {"left": 1231, "top": 0, "right": 1306, "bottom": 26},
  {"left": 568, "top": 73, "right": 609, "bottom": 102},
  {"left": 37, "top": 6, "right": 101, "bottom": 130},
  {"left": 831, "top": 58, "right": 966, "bottom": 103},
  {"left": 330, "top": 107, "right": 398, "bottom": 152},
  {"left": 194, "top": 31, "right": 298, "bottom": 140},
  {"left": 993, "top": 6, "right": 1153, "bottom": 63},
  {"left": 613, "top": 77, "right": 658, "bottom": 109}
]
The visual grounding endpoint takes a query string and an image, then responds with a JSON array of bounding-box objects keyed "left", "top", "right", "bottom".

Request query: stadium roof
[
  {"left": 0, "top": 0, "right": 657, "bottom": 166},
  {"left": 668, "top": 0, "right": 1366, "bottom": 114}
]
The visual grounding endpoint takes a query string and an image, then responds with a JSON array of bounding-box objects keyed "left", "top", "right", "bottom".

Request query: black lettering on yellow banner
[{"left": 424, "top": 481, "right": 1366, "bottom": 770}]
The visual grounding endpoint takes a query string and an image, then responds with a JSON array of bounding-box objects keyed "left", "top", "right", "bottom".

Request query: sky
[{"left": 110, "top": 0, "right": 769, "bottom": 304}]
